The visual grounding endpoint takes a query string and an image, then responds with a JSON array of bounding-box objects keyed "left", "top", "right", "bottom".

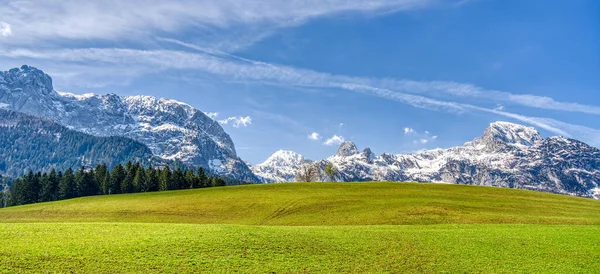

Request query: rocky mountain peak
[
  {"left": 2, "top": 65, "right": 54, "bottom": 96},
  {"left": 0, "top": 65, "right": 257, "bottom": 182},
  {"left": 469, "top": 121, "right": 543, "bottom": 148},
  {"left": 261, "top": 150, "right": 308, "bottom": 167},
  {"left": 362, "top": 148, "right": 375, "bottom": 162},
  {"left": 336, "top": 141, "right": 359, "bottom": 157},
  {"left": 251, "top": 150, "right": 310, "bottom": 183}
]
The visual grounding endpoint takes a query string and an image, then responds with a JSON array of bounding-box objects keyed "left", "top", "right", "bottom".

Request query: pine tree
[
  {"left": 109, "top": 164, "right": 126, "bottom": 195},
  {"left": 59, "top": 168, "right": 76, "bottom": 200},
  {"left": 132, "top": 167, "right": 146, "bottom": 193},
  {"left": 10, "top": 178, "right": 27, "bottom": 205},
  {"left": 75, "top": 166, "right": 87, "bottom": 197},
  {"left": 85, "top": 168, "right": 100, "bottom": 196},
  {"left": 185, "top": 169, "right": 197, "bottom": 189},
  {"left": 146, "top": 166, "right": 159, "bottom": 192},
  {"left": 159, "top": 166, "right": 171, "bottom": 191},
  {"left": 95, "top": 163, "right": 109, "bottom": 195},
  {"left": 39, "top": 172, "right": 52, "bottom": 202},
  {"left": 197, "top": 167, "right": 208, "bottom": 188},
  {"left": 48, "top": 168, "right": 59, "bottom": 201},
  {"left": 172, "top": 168, "right": 185, "bottom": 190},
  {"left": 122, "top": 162, "right": 136, "bottom": 193},
  {"left": 15, "top": 170, "right": 40, "bottom": 204}
]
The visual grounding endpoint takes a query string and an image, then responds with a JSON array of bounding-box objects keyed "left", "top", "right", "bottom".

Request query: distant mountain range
[
  {"left": 252, "top": 122, "right": 600, "bottom": 199},
  {"left": 0, "top": 65, "right": 257, "bottom": 181},
  {"left": 2, "top": 65, "right": 599, "bottom": 199}
]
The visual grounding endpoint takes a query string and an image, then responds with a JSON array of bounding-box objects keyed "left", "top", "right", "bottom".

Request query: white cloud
[
  {"left": 205, "top": 112, "right": 219, "bottom": 119},
  {"left": 407, "top": 128, "right": 438, "bottom": 146},
  {"left": 0, "top": 22, "right": 11, "bottom": 37},
  {"left": 324, "top": 135, "right": 345, "bottom": 146},
  {"left": 0, "top": 0, "right": 430, "bottom": 49},
  {"left": 339, "top": 122, "right": 345, "bottom": 128},
  {"left": 219, "top": 116, "right": 252, "bottom": 128},
  {"left": 3, "top": 44, "right": 600, "bottom": 146},
  {"left": 308, "top": 132, "right": 321, "bottom": 141}
]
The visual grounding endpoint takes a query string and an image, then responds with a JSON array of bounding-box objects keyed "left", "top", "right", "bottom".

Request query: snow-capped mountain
[
  {"left": 0, "top": 65, "right": 257, "bottom": 181},
  {"left": 254, "top": 122, "right": 600, "bottom": 199},
  {"left": 251, "top": 150, "right": 312, "bottom": 182}
]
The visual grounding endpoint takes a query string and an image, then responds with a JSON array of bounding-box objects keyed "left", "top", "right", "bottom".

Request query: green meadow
[{"left": 1, "top": 183, "right": 599, "bottom": 273}]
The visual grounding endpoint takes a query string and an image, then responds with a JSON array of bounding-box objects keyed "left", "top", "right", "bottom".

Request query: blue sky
[{"left": 0, "top": 0, "right": 599, "bottom": 164}]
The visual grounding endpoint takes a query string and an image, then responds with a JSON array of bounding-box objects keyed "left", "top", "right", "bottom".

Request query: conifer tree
[
  {"left": 59, "top": 168, "right": 76, "bottom": 199},
  {"left": 132, "top": 167, "right": 146, "bottom": 193},
  {"left": 109, "top": 164, "right": 126, "bottom": 195},
  {"left": 10, "top": 178, "right": 27, "bottom": 205},
  {"left": 159, "top": 166, "right": 171, "bottom": 191},
  {"left": 197, "top": 167, "right": 208, "bottom": 188},
  {"left": 172, "top": 168, "right": 185, "bottom": 190},
  {"left": 146, "top": 166, "right": 159, "bottom": 192},
  {"left": 95, "top": 163, "right": 109, "bottom": 195},
  {"left": 185, "top": 169, "right": 197, "bottom": 189},
  {"left": 75, "top": 166, "right": 90, "bottom": 197},
  {"left": 39, "top": 172, "right": 52, "bottom": 202},
  {"left": 48, "top": 168, "right": 59, "bottom": 201}
]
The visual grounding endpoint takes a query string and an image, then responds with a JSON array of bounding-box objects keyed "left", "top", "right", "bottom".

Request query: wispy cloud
[
  {"left": 219, "top": 116, "right": 252, "bottom": 128},
  {"left": 0, "top": 0, "right": 431, "bottom": 50},
  {"left": 308, "top": 132, "right": 321, "bottom": 141},
  {"left": 2, "top": 44, "right": 600, "bottom": 146},
  {"left": 404, "top": 128, "right": 438, "bottom": 145},
  {"left": 324, "top": 135, "right": 345, "bottom": 146}
]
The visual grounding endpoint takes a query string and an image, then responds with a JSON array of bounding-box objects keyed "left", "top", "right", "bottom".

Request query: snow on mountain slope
[
  {"left": 251, "top": 150, "right": 311, "bottom": 182},
  {"left": 0, "top": 65, "right": 257, "bottom": 181},
  {"left": 256, "top": 122, "right": 600, "bottom": 199}
]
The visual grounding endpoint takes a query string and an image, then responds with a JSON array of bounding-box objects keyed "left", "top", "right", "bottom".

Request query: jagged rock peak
[
  {"left": 336, "top": 141, "right": 359, "bottom": 157},
  {"left": 475, "top": 121, "right": 543, "bottom": 147},
  {"left": 362, "top": 147, "right": 375, "bottom": 162},
  {"left": 1, "top": 65, "right": 54, "bottom": 96}
]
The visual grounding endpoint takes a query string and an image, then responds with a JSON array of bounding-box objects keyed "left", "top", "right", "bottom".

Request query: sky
[{"left": 0, "top": 0, "right": 599, "bottom": 164}]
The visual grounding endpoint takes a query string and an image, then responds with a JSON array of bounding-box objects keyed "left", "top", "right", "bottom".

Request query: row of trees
[{"left": 4, "top": 162, "right": 226, "bottom": 207}]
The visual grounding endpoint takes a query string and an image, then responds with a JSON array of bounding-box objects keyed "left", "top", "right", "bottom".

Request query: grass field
[{"left": 1, "top": 182, "right": 599, "bottom": 273}]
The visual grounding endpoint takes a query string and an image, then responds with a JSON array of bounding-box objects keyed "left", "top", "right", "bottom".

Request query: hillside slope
[
  {"left": 1, "top": 183, "right": 598, "bottom": 225},
  {"left": 0, "top": 109, "right": 159, "bottom": 177}
]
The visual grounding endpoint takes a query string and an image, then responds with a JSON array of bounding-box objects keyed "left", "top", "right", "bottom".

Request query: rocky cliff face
[
  {"left": 0, "top": 65, "right": 257, "bottom": 181},
  {"left": 253, "top": 122, "right": 600, "bottom": 199}
]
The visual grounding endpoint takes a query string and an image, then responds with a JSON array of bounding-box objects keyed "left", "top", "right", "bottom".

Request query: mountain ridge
[
  {"left": 0, "top": 65, "right": 258, "bottom": 182},
  {"left": 253, "top": 122, "right": 600, "bottom": 199}
]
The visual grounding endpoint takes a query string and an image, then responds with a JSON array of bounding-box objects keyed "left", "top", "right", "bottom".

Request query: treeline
[{"left": 2, "top": 161, "right": 226, "bottom": 207}]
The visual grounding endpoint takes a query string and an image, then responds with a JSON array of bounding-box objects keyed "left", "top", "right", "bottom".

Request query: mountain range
[
  {"left": 0, "top": 65, "right": 257, "bottom": 181},
  {"left": 252, "top": 122, "right": 600, "bottom": 199},
  {"left": 1, "top": 65, "right": 599, "bottom": 199}
]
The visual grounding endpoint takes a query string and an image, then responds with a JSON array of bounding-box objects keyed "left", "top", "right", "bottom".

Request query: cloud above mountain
[{"left": 324, "top": 135, "right": 345, "bottom": 146}]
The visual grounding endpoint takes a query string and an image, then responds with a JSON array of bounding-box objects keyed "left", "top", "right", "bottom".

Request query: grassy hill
[
  {"left": 1, "top": 182, "right": 599, "bottom": 273},
  {"left": 1, "top": 182, "right": 599, "bottom": 225}
]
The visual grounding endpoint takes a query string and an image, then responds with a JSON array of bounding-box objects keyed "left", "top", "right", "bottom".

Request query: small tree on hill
[{"left": 324, "top": 163, "right": 339, "bottom": 182}]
